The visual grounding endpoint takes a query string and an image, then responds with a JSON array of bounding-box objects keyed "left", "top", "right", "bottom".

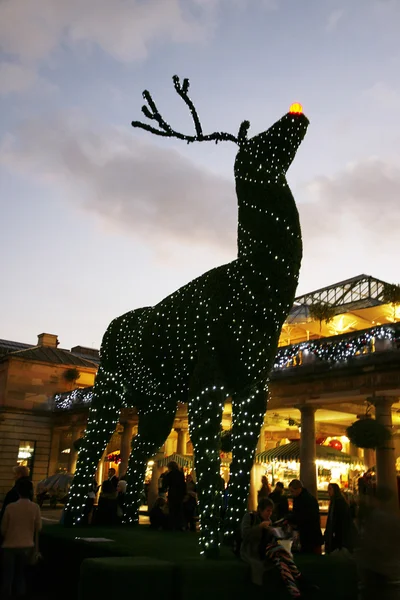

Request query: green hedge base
[
  {"left": 79, "top": 557, "right": 180, "bottom": 600},
  {"left": 39, "top": 525, "right": 358, "bottom": 600}
]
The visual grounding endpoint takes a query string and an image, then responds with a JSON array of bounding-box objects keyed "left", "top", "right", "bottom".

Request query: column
[
  {"left": 299, "top": 405, "right": 317, "bottom": 499},
  {"left": 119, "top": 421, "right": 134, "bottom": 477},
  {"left": 374, "top": 397, "right": 398, "bottom": 513},
  {"left": 67, "top": 425, "right": 81, "bottom": 474},
  {"left": 147, "top": 451, "right": 164, "bottom": 510},
  {"left": 248, "top": 425, "right": 265, "bottom": 511},
  {"left": 48, "top": 429, "right": 61, "bottom": 475},
  {"left": 176, "top": 428, "right": 188, "bottom": 455},
  {"left": 164, "top": 435, "right": 175, "bottom": 457}
]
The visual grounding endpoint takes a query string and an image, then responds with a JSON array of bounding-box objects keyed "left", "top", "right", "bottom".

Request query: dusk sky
[{"left": 1, "top": 0, "right": 400, "bottom": 351}]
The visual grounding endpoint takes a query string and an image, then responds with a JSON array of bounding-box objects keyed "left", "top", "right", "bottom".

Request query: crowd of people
[
  {"left": 149, "top": 461, "right": 199, "bottom": 531},
  {"left": 74, "top": 461, "right": 199, "bottom": 531},
  {"left": 240, "top": 475, "right": 400, "bottom": 598},
  {"left": 1, "top": 463, "right": 400, "bottom": 599}
]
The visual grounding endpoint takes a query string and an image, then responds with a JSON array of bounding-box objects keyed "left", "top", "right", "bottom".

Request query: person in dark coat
[
  {"left": 288, "top": 479, "right": 323, "bottom": 554},
  {"left": 0, "top": 466, "right": 33, "bottom": 524},
  {"left": 324, "top": 482, "right": 355, "bottom": 554},
  {"left": 108, "top": 468, "right": 119, "bottom": 489},
  {"left": 269, "top": 482, "right": 289, "bottom": 522},
  {"left": 257, "top": 476, "right": 271, "bottom": 502},
  {"left": 93, "top": 479, "right": 118, "bottom": 526},
  {"left": 149, "top": 497, "right": 169, "bottom": 530},
  {"left": 162, "top": 461, "right": 186, "bottom": 530}
]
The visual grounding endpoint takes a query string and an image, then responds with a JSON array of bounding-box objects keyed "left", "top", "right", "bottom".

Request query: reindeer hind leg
[{"left": 64, "top": 356, "right": 125, "bottom": 524}]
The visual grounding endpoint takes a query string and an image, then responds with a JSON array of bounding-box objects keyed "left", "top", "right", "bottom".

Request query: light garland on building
[
  {"left": 64, "top": 75, "right": 309, "bottom": 557},
  {"left": 54, "top": 387, "right": 94, "bottom": 410},
  {"left": 274, "top": 323, "right": 400, "bottom": 369}
]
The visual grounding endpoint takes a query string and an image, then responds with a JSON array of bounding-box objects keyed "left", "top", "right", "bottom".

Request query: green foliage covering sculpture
[{"left": 64, "top": 76, "right": 309, "bottom": 557}]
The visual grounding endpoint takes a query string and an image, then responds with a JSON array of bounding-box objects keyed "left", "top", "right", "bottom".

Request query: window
[{"left": 17, "top": 441, "right": 36, "bottom": 476}]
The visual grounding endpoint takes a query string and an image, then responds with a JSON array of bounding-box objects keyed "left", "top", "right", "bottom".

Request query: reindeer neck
[{"left": 235, "top": 176, "right": 302, "bottom": 271}]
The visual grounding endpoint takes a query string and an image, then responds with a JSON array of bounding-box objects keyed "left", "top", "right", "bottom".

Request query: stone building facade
[{"left": 0, "top": 333, "right": 98, "bottom": 500}]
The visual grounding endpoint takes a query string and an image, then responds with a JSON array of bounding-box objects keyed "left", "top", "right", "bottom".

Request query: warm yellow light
[{"left": 289, "top": 102, "right": 303, "bottom": 114}]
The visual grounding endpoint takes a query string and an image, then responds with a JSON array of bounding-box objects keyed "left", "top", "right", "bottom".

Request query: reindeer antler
[{"left": 131, "top": 75, "right": 250, "bottom": 145}]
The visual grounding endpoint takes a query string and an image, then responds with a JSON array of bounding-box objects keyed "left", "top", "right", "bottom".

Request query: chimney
[{"left": 37, "top": 333, "right": 59, "bottom": 348}]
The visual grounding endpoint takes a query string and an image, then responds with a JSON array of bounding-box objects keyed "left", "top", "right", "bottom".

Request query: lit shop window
[{"left": 17, "top": 441, "right": 36, "bottom": 475}]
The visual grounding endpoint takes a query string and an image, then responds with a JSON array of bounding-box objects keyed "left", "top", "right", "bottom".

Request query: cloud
[
  {"left": 0, "top": 61, "right": 57, "bottom": 96},
  {"left": 363, "top": 81, "right": 400, "bottom": 111},
  {"left": 299, "top": 157, "right": 400, "bottom": 281},
  {"left": 0, "top": 0, "right": 211, "bottom": 64},
  {"left": 326, "top": 8, "right": 345, "bottom": 31},
  {"left": 0, "top": 112, "right": 238, "bottom": 253},
  {"left": 0, "top": 62, "right": 37, "bottom": 95},
  {"left": 0, "top": 0, "right": 225, "bottom": 95}
]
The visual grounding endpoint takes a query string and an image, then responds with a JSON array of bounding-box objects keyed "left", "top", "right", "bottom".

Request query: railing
[
  {"left": 53, "top": 323, "right": 400, "bottom": 410},
  {"left": 273, "top": 322, "right": 400, "bottom": 370}
]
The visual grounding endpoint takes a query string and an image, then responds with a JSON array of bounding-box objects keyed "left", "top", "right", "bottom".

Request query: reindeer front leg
[
  {"left": 223, "top": 385, "right": 267, "bottom": 539},
  {"left": 64, "top": 365, "right": 124, "bottom": 525},
  {"left": 188, "top": 353, "right": 225, "bottom": 558}
]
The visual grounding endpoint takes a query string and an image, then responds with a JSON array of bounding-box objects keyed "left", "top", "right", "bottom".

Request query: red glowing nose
[{"left": 289, "top": 102, "right": 303, "bottom": 114}]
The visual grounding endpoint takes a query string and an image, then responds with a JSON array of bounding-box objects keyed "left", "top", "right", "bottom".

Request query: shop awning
[
  {"left": 256, "top": 442, "right": 358, "bottom": 465},
  {"left": 157, "top": 453, "right": 194, "bottom": 469}
]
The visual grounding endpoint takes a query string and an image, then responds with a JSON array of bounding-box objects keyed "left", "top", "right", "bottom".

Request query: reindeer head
[
  {"left": 131, "top": 75, "right": 309, "bottom": 187},
  {"left": 234, "top": 106, "right": 309, "bottom": 184}
]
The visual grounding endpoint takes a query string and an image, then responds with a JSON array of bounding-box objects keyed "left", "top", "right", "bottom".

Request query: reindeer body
[{"left": 65, "top": 79, "right": 309, "bottom": 557}]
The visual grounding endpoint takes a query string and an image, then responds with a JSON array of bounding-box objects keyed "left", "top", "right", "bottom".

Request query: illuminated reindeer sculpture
[{"left": 65, "top": 76, "right": 309, "bottom": 557}]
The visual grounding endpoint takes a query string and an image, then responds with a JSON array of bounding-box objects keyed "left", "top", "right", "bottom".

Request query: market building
[{"left": 1, "top": 274, "right": 400, "bottom": 509}]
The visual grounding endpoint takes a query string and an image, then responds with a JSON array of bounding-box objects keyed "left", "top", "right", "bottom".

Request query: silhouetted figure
[
  {"left": 258, "top": 475, "right": 271, "bottom": 501},
  {"left": 93, "top": 479, "right": 118, "bottom": 526},
  {"left": 108, "top": 467, "right": 119, "bottom": 489},
  {"left": 324, "top": 482, "right": 355, "bottom": 554},
  {"left": 288, "top": 479, "right": 323, "bottom": 554},
  {"left": 162, "top": 461, "right": 186, "bottom": 530},
  {"left": 149, "top": 497, "right": 169, "bottom": 530},
  {"left": 269, "top": 482, "right": 289, "bottom": 522}
]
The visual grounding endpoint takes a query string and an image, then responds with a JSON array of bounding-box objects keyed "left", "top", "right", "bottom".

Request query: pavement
[{"left": 39, "top": 505, "right": 151, "bottom": 525}]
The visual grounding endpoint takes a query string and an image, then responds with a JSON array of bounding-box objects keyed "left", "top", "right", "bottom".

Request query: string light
[
  {"left": 64, "top": 75, "right": 309, "bottom": 557},
  {"left": 274, "top": 324, "right": 399, "bottom": 369}
]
